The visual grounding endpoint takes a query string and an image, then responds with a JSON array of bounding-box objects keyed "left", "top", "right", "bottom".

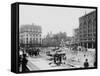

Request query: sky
[{"left": 19, "top": 5, "right": 95, "bottom": 37}]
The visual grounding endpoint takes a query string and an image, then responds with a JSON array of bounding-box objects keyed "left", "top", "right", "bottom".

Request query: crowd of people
[
  {"left": 26, "top": 47, "right": 40, "bottom": 57},
  {"left": 18, "top": 47, "right": 41, "bottom": 72},
  {"left": 47, "top": 47, "right": 96, "bottom": 68},
  {"left": 18, "top": 46, "right": 96, "bottom": 72}
]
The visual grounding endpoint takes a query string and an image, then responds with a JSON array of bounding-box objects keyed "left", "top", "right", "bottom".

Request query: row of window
[
  {"left": 80, "top": 38, "right": 95, "bottom": 41},
  {"left": 79, "top": 33, "right": 96, "bottom": 37},
  {"left": 20, "top": 37, "right": 41, "bottom": 40},
  {"left": 20, "top": 28, "right": 41, "bottom": 32},
  {"left": 79, "top": 31, "right": 96, "bottom": 34},
  {"left": 79, "top": 24, "right": 96, "bottom": 30},
  {"left": 20, "top": 34, "right": 41, "bottom": 37},
  {"left": 20, "top": 38, "right": 42, "bottom": 44}
]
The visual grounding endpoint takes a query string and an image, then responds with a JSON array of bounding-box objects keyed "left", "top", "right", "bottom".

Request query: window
[
  {"left": 88, "top": 18, "right": 92, "bottom": 25},
  {"left": 26, "top": 38, "right": 28, "bottom": 44},
  {"left": 88, "top": 29, "right": 92, "bottom": 33},
  {"left": 84, "top": 21, "right": 87, "bottom": 25},
  {"left": 88, "top": 38, "right": 92, "bottom": 40},
  {"left": 93, "top": 33, "right": 96, "bottom": 37}
]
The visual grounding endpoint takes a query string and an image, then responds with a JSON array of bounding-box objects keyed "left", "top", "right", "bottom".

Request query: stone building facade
[
  {"left": 19, "top": 24, "right": 42, "bottom": 47},
  {"left": 79, "top": 11, "right": 96, "bottom": 49}
]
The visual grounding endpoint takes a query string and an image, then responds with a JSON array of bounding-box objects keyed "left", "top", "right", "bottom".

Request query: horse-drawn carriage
[{"left": 47, "top": 48, "right": 66, "bottom": 66}]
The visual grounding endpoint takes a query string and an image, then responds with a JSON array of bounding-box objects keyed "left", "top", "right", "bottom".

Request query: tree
[
  {"left": 42, "top": 32, "right": 67, "bottom": 47},
  {"left": 53, "top": 32, "right": 67, "bottom": 42}
]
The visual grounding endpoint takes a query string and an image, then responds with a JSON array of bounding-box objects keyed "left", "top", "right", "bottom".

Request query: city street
[
  {"left": 26, "top": 47, "right": 95, "bottom": 71},
  {"left": 27, "top": 56, "right": 74, "bottom": 71}
]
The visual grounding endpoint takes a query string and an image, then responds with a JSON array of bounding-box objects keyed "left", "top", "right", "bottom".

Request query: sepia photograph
[{"left": 18, "top": 3, "right": 97, "bottom": 72}]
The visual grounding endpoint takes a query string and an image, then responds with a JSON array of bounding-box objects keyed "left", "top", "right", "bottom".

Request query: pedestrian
[
  {"left": 54, "top": 52, "right": 59, "bottom": 65},
  {"left": 84, "top": 59, "right": 89, "bottom": 68},
  {"left": 37, "top": 48, "right": 40, "bottom": 56},
  {"left": 22, "top": 54, "right": 28, "bottom": 72},
  {"left": 34, "top": 49, "right": 37, "bottom": 56},
  {"left": 94, "top": 60, "right": 97, "bottom": 67},
  {"left": 84, "top": 54, "right": 86, "bottom": 57},
  {"left": 18, "top": 55, "right": 22, "bottom": 72},
  {"left": 59, "top": 54, "right": 62, "bottom": 65}
]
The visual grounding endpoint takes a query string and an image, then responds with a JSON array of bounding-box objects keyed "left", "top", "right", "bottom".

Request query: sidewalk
[
  {"left": 27, "top": 57, "right": 52, "bottom": 70},
  {"left": 27, "top": 57, "right": 72, "bottom": 71}
]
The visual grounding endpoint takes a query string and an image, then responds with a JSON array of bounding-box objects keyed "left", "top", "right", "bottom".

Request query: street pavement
[
  {"left": 27, "top": 48, "right": 95, "bottom": 71},
  {"left": 27, "top": 57, "right": 75, "bottom": 71}
]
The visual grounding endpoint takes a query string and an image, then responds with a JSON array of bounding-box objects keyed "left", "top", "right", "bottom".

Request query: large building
[
  {"left": 79, "top": 11, "right": 96, "bottom": 49},
  {"left": 19, "top": 24, "right": 42, "bottom": 47}
]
